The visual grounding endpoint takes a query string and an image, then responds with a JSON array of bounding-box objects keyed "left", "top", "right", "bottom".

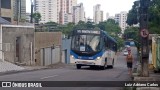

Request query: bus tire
[
  {"left": 90, "top": 66, "right": 95, "bottom": 69},
  {"left": 100, "top": 66, "right": 105, "bottom": 70},
  {"left": 100, "top": 60, "right": 107, "bottom": 70},
  {"left": 110, "top": 59, "right": 114, "bottom": 68},
  {"left": 76, "top": 64, "right": 81, "bottom": 69}
]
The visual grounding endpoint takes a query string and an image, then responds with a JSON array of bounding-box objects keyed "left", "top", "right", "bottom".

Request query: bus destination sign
[{"left": 77, "top": 30, "right": 100, "bottom": 34}]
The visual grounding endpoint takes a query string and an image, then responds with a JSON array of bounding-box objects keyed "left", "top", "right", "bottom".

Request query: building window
[
  {"left": 2, "top": 17, "right": 11, "bottom": 22},
  {"left": 1, "top": 0, "right": 11, "bottom": 9}
]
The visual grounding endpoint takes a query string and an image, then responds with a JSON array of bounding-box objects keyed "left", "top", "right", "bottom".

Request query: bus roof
[{"left": 71, "top": 29, "right": 117, "bottom": 43}]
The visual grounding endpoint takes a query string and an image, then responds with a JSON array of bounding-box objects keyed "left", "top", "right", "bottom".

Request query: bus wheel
[
  {"left": 76, "top": 64, "right": 81, "bottom": 69},
  {"left": 100, "top": 66, "right": 105, "bottom": 70},
  {"left": 100, "top": 61, "right": 106, "bottom": 70},
  {"left": 110, "top": 59, "right": 114, "bottom": 68},
  {"left": 90, "top": 66, "right": 95, "bottom": 69}
]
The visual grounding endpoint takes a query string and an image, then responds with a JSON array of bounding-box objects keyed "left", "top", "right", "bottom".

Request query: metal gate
[{"left": 40, "top": 46, "right": 60, "bottom": 66}]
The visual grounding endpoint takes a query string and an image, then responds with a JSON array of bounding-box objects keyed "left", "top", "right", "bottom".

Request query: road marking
[{"left": 40, "top": 75, "right": 58, "bottom": 80}]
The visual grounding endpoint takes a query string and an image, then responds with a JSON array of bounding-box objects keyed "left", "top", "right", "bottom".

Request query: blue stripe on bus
[{"left": 70, "top": 50, "right": 104, "bottom": 60}]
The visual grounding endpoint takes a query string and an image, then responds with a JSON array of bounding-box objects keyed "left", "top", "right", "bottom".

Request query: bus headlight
[
  {"left": 70, "top": 55, "right": 74, "bottom": 59},
  {"left": 97, "top": 57, "right": 101, "bottom": 60}
]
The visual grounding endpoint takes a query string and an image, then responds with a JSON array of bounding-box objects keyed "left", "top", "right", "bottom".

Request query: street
[{"left": 0, "top": 47, "right": 137, "bottom": 90}]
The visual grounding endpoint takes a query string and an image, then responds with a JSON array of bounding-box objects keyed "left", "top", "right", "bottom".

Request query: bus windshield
[{"left": 71, "top": 34, "right": 103, "bottom": 52}]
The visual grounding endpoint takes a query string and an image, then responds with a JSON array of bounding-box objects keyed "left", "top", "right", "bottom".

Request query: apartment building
[
  {"left": 13, "top": 0, "right": 26, "bottom": 22},
  {"left": 115, "top": 11, "right": 128, "bottom": 33},
  {"left": 0, "top": 0, "right": 13, "bottom": 23},
  {"left": 93, "top": 4, "right": 103, "bottom": 24},
  {"left": 73, "top": 3, "right": 85, "bottom": 24},
  {"left": 35, "top": 0, "right": 77, "bottom": 24}
]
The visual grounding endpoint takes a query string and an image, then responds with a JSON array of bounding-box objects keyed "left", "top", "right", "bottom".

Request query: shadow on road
[{"left": 74, "top": 66, "right": 114, "bottom": 71}]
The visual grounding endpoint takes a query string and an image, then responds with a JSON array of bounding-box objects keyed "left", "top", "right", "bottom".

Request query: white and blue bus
[{"left": 70, "top": 29, "right": 117, "bottom": 70}]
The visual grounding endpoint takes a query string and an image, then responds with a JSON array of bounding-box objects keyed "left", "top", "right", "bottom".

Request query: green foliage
[
  {"left": 95, "top": 19, "right": 123, "bottom": 50},
  {"left": 32, "top": 12, "right": 41, "bottom": 23},
  {"left": 62, "top": 22, "right": 75, "bottom": 35},
  {"left": 45, "top": 21, "right": 58, "bottom": 25},
  {"left": 148, "top": 0, "right": 160, "bottom": 34},
  {"left": 127, "top": 0, "right": 160, "bottom": 34},
  {"left": 123, "top": 27, "right": 140, "bottom": 48},
  {"left": 96, "top": 19, "right": 123, "bottom": 50},
  {"left": 126, "top": 1, "right": 139, "bottom": 26}
]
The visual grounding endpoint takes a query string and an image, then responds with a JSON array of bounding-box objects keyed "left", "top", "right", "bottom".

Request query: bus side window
[
  {"left": 113, "top": 44, "right": 116, "bottom": 51},
  {"left": 105, "top": 38, "right": 108, "bottom": 48},
  {"left": 113, "top": 44, "right": 117, "bottom": 52}
]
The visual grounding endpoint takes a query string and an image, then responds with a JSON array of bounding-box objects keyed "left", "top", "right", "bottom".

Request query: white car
[
  {"left": 123, "top": 50, "right": 128, "bottom": 56},
  {"left": 125, "top": 45, "right": 130, "bottom": 48}
]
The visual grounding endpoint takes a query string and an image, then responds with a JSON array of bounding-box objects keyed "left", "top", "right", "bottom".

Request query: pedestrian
[{"left": 126, "top": 50, "right": 133, "bottom": 76}]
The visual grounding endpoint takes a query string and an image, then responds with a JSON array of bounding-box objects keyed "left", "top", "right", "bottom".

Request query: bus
[{"left": 70, "top": 29, "right": 117, "bottom": 70}]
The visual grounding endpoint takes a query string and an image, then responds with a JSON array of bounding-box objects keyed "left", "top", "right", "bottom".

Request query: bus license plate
[{"left": 82, "top": 61, "right": 87, "bottom": 64}]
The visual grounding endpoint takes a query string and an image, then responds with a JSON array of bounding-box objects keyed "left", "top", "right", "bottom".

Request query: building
[
  {"left": 106, "top": 12, "right": 109, "bottom": 21},
  {"left": 0, "top": 25, "right": 35, "bottom": 65},
  {"left": 35, "top": 0, "right": 77, "bottom": 24},
  {"left": 86, "top": 17, "right": 93, "bottom": 22},
  {"left": 115, "top": 11, "right": 128, "bottom": 33},
  {"left": 93, "top": 4, "right": 103, "bottom": 24},
  {"left": 73, "top": 3, "right": 85, "bottom": 24},
  {"left": 115, "top": 14, "right": 120, "bottom": 23},
  {"left": 0, "top": 0, "right": 13, "bottom": 23},
  {"left": 105, "top": 13, "right": 115, "bottom": 21},
  {"left": 35, "top": 0, "right": 57, "bottom": 23},
  {"left": 26, "top": 13, "right": 31, "bottom": 22},
  {"left": 65, "top": 13, "right": 73, "bottom": 23},
  {"left": 13, "top": 0, "right": 26, "bottom": 23},
  {"left": 108, "top": 16, "right": 115, "bottom": 20}
]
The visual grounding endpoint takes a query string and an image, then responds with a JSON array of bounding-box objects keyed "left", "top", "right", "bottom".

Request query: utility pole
[
  {"left": 0, "top": 0, "right": 1, "bottom": 16},
  {"left": 139, "top": 0, "right": 150, "bottom": 77},
  {"left": 30, "top": 0, "right": 34, "bottom": 23},
  {"left": 16, "top": 0, "right": 20, "bottom": 25}
]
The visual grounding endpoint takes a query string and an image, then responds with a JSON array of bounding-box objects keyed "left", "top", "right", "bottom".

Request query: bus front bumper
[{"left": 71, "top": 59, "right": 103, "bottom": 66}]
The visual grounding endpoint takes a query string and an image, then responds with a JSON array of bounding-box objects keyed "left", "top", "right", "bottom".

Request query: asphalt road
[{"left": 0, "top": 47, "right": 137, "bottom": 90}]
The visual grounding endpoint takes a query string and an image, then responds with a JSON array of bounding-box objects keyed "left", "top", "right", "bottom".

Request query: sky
[{"left": 26, "top": 0, "right": 136, "bottom": 19}]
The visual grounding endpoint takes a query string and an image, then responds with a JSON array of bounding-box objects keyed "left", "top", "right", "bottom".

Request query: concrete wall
[
  {"left": 35, "top": 32, "right": 62, "bottom": 66},
  {"left": 1, "top": 25, "right": 34, "bottom": 65}
]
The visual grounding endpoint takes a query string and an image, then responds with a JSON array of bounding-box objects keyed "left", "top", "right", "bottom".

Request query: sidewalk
[
  {"left": 131, "top": 48, "right": 160, "bottom": 90},
  {"left": 0, "top": 60, "right": 67, "bottom": 76}
]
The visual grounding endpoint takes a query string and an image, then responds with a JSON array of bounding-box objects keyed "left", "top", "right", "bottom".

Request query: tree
[
  {"left": 126, "top": 1, "right": 139, "bottom": 26},
  {"left": 127, "top": 0, "right": 160, "bottom": 34},
  {"left": 32, "top": 12, "right": 41, "bottom": 24},
  {"left": 73, "top": 21, "right": 87, "bottom": 30},
  {"left": 62, "top": 22, "right": 75, "bottom": 35},
  {"left": 148, "top": 0, "right": 160, "bottom": 34},
  {"left": 86, "top": 21, "right": 95, "bottom": 29},
  {"left": 123, "top": 27, "right": 140, "bottom": 49},
  {"left": 97, "top": 19, "right": 123, "bottom": 50},
  {"left": 44, "top": 21, "right": 60, "bottom": 32}
]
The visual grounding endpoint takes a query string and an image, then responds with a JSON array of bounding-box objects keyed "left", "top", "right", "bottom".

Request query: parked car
[{"left": 123, "top": 50, "right": 128, "bottom": 56}]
